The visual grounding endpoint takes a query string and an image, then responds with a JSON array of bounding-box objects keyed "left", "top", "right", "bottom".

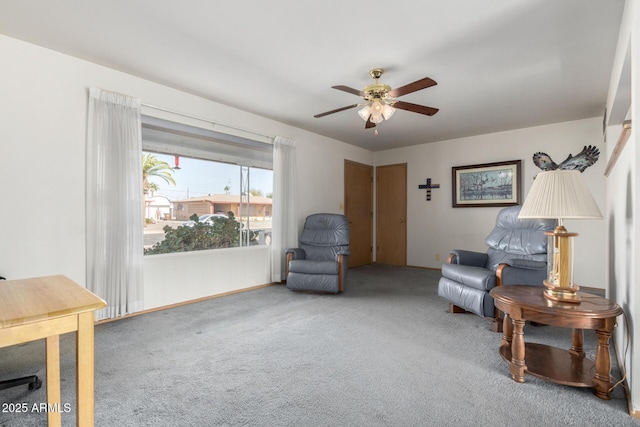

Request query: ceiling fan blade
[
  {"left": 388, "top": 77, "right": 437, "bottom": 98},
  {"left": 365, "top": 115, "right": 376, "bottom": 129},
  {"left": 314, "top": 104, "right": 359, "bottom": 118},
  {"left": 332, "top": 85, "right": 364, "bottom": 97},
  {"left": 393, "top": 100, "right": 439, "bottom": 116}
]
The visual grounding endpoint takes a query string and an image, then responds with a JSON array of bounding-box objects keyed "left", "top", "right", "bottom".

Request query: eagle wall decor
[{"left": 532, "top": 145, "right": 600, "bottom": 172}]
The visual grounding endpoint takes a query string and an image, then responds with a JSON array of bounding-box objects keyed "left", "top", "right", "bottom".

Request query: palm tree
[
  {"left": 142, "top": 154, "right": 176, "bottom": 225},
  {"left": 148, "top": 182, "right": 159, "bottom": 196},
  {"left": 142, "top": 154, "right": 176, "bottom": 198}
]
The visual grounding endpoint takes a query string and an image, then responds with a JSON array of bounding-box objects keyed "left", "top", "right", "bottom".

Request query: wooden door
[
  {"left": 376, "top": 163, "right": 407, "bottom": 266},
  {"left": 344, "top": 160, "right": 373, "bottom": 267}
]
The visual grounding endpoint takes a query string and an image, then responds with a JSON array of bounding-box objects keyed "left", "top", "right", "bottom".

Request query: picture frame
[{"left": 452, "top": 160, "right": 521, "bottom": 208}]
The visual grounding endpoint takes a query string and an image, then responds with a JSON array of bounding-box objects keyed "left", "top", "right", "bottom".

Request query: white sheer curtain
[
  {"left": 86, "top": 88, "right": 144, "bottom": 320},
  {"left": 271, "top": 136, "right": 298, "bottom": 282}
]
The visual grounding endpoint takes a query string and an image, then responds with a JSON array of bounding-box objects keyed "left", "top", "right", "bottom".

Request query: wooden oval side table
[{"left": 490, "top": 285, "right": 623, "bottom": 400}]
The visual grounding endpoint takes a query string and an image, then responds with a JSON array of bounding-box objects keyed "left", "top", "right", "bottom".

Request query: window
[{"left": 141, "top": 116, "right": 273, "bottom": 255}]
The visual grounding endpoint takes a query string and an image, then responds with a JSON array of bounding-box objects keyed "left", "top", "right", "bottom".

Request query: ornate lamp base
[{"left": 544, "top": 280, "right": 581, "bottom": 303}]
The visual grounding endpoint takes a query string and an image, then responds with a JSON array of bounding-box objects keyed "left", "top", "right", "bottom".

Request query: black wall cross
[{"left": 418, "top": 178, "right": 440, "bottom": 201}]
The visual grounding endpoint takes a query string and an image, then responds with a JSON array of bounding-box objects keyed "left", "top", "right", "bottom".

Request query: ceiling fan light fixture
[
  {"left": 370, "top": 114, "right": 384, "bottom": 124},
  {"left": 370, "top": 100, "right": 385, "bottom": 123},
  {"left": 359, "top": 101, "right": 395, "bottom": 123},
  {"left": 382, "top": 103, "right": 396, "bottom": 120},
  {"left": 358, "top": 104, "right": 372, "bottom": 121}
]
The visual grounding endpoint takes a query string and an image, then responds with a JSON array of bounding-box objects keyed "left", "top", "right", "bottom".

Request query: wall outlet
[{"left": 435, "top": 253, "right": 440, "bottom": 261}]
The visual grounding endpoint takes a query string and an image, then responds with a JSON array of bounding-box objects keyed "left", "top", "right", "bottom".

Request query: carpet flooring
[{"left": 0, "top": 264, "right": 637, "bottom": 426}]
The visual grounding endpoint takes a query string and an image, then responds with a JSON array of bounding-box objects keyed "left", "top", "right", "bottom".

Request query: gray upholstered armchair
[
  {"left": 285, "top": 213, "right": 350, "bottom": 294},
  {"left": 437, "top": 205, "right": 556, "bottom": 330}
]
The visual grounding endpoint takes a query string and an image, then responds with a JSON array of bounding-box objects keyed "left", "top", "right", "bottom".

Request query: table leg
[
  {"left": 501, "top": 313, "right": 512, "bottom": 348},
  {"left": 509, "top": 318, "right": 526, "bottom": 383},
  {"left": 570, "top": 328, "right": 585, "bottom": 357},
  {"left": 46, "top": 335, "right": 62, "bottom": 427},
  {"left": 77, "top": 312, "right": 96, "bottom": 426},
  {"left": 594, "top": 324, "right": 614, "bottom": 400}
]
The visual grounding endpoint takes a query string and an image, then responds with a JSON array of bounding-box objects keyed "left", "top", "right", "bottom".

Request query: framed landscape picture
[{"left": 452, "top": 160, "right": 521, "bottom": 208}]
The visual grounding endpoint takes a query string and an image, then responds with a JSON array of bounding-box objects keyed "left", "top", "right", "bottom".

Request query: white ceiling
[{"left": 0, "top": 0, "right": 625, "bottom": 151}]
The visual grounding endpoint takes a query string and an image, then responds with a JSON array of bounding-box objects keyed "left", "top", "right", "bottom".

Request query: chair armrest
[
  {"left": 284, "top": 248, "right": 305, "bottom": 283},
  {"left": 285, "top": 248, "right": 305, "bottom": 260},
  {"left": 337, "top": 252, "right": 348, "bottom": 292},
  {"left": 448, "top": 250, "right": 488, "bottom": 268},
  {"left": 505, "top": 259, "right": 546, "bottom": 270},
  {"left": 493, "top": 260, "right": 547, "bottom": 321},
  {"left": 496, "top": 260, "right": 547, "bottom": 286}
]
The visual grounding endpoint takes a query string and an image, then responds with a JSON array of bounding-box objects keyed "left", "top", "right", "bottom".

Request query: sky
[{"left": 146, "top": 152, "right": 273, "bottom": 200}]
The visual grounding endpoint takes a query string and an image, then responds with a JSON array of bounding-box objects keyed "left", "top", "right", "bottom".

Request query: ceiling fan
[{"left": 314, "top": 68, "right": 439, "bottom": 129}]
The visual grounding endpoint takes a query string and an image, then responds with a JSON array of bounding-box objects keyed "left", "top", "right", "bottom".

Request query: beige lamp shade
[{"left": 518, "top": 170, "right": 603, "bottom": 220}]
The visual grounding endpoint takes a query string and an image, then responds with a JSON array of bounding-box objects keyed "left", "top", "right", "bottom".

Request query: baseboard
[
  {"left": 95, "top": 282, "right": 281, "bottom": 325},
  {"left": 406, "top": 264, "right": 441, "bottom": 272},
  {"left": 628, "top": 392, "right": 639, "bottom": 418}
]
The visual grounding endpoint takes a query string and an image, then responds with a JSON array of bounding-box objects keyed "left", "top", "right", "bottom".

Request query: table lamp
[{"left": 518, "top": 170, "right": 603, "bottom": 303}]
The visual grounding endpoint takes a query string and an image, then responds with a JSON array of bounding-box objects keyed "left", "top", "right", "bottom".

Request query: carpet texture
[{"left": 0, "top": 265, "right": 636, "bottom": 426}]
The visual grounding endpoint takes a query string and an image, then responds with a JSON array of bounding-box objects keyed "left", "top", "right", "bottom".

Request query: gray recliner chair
[
  {"left": 285, "top": 213, "right": 350, "bottom": 294},
  {"left": 438, "top": 205, "right": 556, "bottom": 330}
]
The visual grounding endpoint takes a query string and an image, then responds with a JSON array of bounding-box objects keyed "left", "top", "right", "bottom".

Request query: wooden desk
[
  {"left": 490, "top": 285, "right": 622, "bottom": 400},
  {"left": 0, "top": 275, "right": 106, "bottom": 426}
]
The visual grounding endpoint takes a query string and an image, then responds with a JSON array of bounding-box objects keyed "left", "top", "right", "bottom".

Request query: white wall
[
  {"left": 605, "top": 0, "right": 639, "bottom": 414},
  {"left": 143, "top": 246, "right": 271, "bottom": 309},
  {"left": 374, "top": 118, "right": 607, "bottom": 288},
  {"left": 294, "top": 136, "right": 373, "bottom": 228},
  {"left": 0, "top": 35, "right": 373, "bottom": 309}
]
